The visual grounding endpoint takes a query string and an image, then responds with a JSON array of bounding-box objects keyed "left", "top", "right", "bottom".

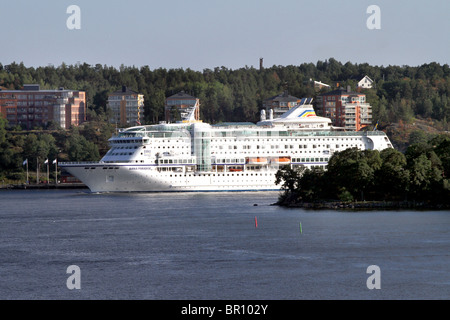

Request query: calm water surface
[{"left": 0, "top": 189, "right": 448, "bottom": 300}]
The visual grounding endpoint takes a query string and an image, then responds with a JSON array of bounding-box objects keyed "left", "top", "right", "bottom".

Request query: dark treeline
[
  {"left": 1, "top": 59, "right": 450, "bottom": 126},
  {"left": 275, "top": 134, "right": 450, "bottom": 206},
  {"left": 1, "top": 59, "right": 450, "bottom": 182}
]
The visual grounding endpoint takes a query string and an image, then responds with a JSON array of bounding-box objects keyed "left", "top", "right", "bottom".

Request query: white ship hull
[{"left": 62, "top": 164, "right": 280, "bottom": 192}]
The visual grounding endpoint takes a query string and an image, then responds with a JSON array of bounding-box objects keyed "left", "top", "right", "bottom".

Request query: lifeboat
[
  {"left": 229, "top": 168, "right": 243, "bottom": 172},
  {"left": 271, "top": 157, "right": 291, "bottom": 165},
  {"left": 247, "top": 157, "right": 268, "bottom": 165}
]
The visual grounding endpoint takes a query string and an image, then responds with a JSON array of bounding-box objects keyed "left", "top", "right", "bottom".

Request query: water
[{"left": 0, "top": 189, "right": 448, "bottom": 300}]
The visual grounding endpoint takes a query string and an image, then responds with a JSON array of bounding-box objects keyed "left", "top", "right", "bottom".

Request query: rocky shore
[{"left": 276, "top": 200, "right": 450, "bottom": 210}]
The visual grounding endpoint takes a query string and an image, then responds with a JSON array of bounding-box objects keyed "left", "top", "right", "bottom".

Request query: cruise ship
[{"left": 59, "top": 99, "right": 393, "bottom": 192}]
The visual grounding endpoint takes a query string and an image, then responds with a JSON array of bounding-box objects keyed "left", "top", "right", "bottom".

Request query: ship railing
[
  {"left": 114, "top": 130, "right": 191, "bottom": 139},
  {"left": 288, "top": 130, "right": 386, "bottom": 137},
  {"left": 59, "top": 161, "right": 101, "bottom": 165}
]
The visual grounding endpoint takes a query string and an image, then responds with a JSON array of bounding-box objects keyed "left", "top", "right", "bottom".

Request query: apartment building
[
  {"left": 316, "top": 87, "right": 372, "bottom": 131},
  {"left": 0, "top": 84, "right": 86, "bottom": 129},
  {"left": 108, "top": 86, "right": 144, "bottom": 126}
]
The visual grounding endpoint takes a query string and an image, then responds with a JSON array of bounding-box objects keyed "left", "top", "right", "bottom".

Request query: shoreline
[
  {"left": 276, "top": 200, "right": 450, "bottom": 210},
  {"left": 0, "top": 183, "right": 88, "bottom": 190}
]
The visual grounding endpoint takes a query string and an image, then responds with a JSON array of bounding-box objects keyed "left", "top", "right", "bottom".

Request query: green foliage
[
  {"left": 65, "top": 127, "right": 100, "bottom": 161},
  {"left": 376, "top": 148, "right": 410, "bottom": 200},
  {"left": 275, "top": 165, "right": 303, "bottom": 191},
  {"left": 338, "top": 188, "right": 354, "bottom": 202},
  {"left": 276, "top": 134, "right": 450, "bottom": 204},
  {"left": 1, "top": 60, "right": 449, "bottom": 127}
]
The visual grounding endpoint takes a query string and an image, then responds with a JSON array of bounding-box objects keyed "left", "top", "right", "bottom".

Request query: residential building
[
  {"left": 108, "top": 86, "right": 144, "bottom": 126},
  {"left": 263, "top": 91, "right": 301, "bottom": 119},
  {"left": 358, "top": 75, "right": 374, "bottom": 89},
  {"left": 0, "top": 84, "right": 86, "bottom": 129},
  {"left": 316, "top": 86, "right": 372, "bottom": 131},
  {"left": 165, "top": 91, "right": 200, "bottom": 122}
]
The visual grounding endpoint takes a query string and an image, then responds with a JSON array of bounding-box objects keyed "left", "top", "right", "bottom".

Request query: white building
[{"left": 358, "top": 75, "right": 374, "bottom": 89}]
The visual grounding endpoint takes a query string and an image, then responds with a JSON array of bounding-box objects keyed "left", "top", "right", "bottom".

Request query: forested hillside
[
  {"left": 1, "top": 58, "right": 449, "bottom": 182},
  {"left": 1, "top": 59, "right": 449, "bottom": 127}
]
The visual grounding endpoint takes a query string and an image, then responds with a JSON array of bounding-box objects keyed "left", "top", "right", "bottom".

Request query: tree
[
  {"left": 408, "top": 154, "right": 434, "bottom": 199},
  {"left": 275, "top": 165, "right": 303, "bottom": 192},
  {"left": 376, "top": 148, "right": 410, "bottom": 200},
  {"left": 0, "top": 118, "right": 14, "bottom": 173},
  {"left": 430, "top": 134, "right": 450, "bottom": 177},
  {"left": 146, "top": 89, "right": 165, "bottom": 123},
  {"left": 408, "top": 130, "right": 429, "bottom": 146},
  {"left": 325, "top": 148, "right": 378, "bottom": 200},
  {"left": 65, "top": 128, "right": 100, "bottom": 161},
  {"left": 297, "top": 167, "right": 326, "bottom": 201},
  {"left": 275, "top": 165, "right": 305, "bottom": 204}
]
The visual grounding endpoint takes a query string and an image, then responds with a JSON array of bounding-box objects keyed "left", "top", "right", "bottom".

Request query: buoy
[
  {"left": 255, "top": 216, "right": 258, "bottom": 228},
  {"left": 299, "top": 222, "right": 302, "bottom": 234}
]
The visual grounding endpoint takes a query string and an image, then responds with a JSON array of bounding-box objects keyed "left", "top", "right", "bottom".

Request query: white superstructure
[{"left": 59, "top": 99, "right": 393, "bottom": 192}]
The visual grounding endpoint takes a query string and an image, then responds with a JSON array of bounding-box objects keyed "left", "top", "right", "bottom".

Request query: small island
[{"left": 275, "top": 134, "right": 450, "bottom": 210}]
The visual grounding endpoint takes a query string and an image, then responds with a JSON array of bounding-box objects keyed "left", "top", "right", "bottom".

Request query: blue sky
[{"left": 0, "top": 0, "right": 449, "bottom": 70}]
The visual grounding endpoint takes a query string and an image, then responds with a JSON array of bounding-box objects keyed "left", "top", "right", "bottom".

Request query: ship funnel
[{"left": 260, "top": 109, "right": 266, "bottom": 121}]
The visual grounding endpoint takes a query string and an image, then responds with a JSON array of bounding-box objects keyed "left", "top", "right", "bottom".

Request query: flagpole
[
  {"left": 26, "top": 159, "right": 29, "bottom": 184},
  {"left": 54, "top": 159, "right": 58, "bottom": 185},
  {"left": 46, "top": 160, "right": 49, "bottom": 184},
  {"left": 36, "top": 157, "right": 39, "bottom": 184}
]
